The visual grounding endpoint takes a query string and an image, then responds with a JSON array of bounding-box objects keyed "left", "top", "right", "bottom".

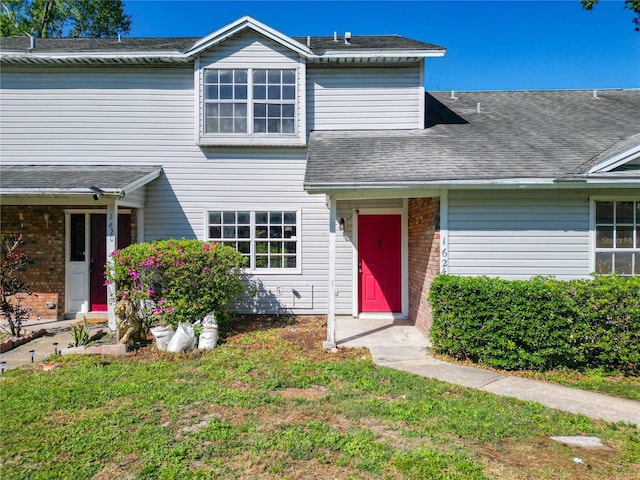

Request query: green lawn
[{"left": 1, "top": 317, "right": 638, "bottom": 480}]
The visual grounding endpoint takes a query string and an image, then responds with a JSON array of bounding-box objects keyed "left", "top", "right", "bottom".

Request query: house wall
[
  {"left": 447, "top": 189, "right": 593, "bottom": 279},
  {"left": 1, "top": 205, "right": 65, "bottom": 320},
  {"left": 408, "top": 197, "right": 440, "bottom": 335},
  {"left": 307, "top": 65, "right": 423, "bottom": 131},
  {"left": 0, "top": 205, "right": 139, "bottom": 320},
  {"left": 0, "top": 37, "right": 428, "bottom": 318},
  {"left": 0, "top": 65, "right": 329, "bottom": 315}
]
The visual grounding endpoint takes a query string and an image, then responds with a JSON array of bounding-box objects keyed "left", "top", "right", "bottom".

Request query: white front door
[{"left": 65, "top": 212, "right": 90, "bottom": 314}]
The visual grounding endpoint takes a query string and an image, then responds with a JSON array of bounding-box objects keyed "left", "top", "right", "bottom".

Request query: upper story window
[
  {"left": 594, "top": 200, "right": 639, "bottom": 276},
  {"left": 203, "top": 68, "right": 297, "bottom": 137}
]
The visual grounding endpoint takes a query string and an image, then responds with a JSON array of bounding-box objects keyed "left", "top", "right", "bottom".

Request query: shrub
[
  {"left": 0, "top": 233, "right": 33, "bottom": 338},
  {"left": 108, "top": 239, "right": 246, "bottom": 329},
  {"left": 428, "top": 275, "right": 640, "bottom": 374}
]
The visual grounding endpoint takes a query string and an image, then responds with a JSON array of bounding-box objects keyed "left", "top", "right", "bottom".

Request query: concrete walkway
[
  {"left": 335, "top": 316, "right": 640, "bottom": 427},
  {"left": 0, "top": 318, "right": 107, "bottom": 371}
]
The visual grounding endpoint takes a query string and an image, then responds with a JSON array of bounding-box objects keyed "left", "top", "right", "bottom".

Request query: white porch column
[
  {"left": 106, "top": 202, "right": 118, "bottom": 331},
  {"left": 439, "top": 190, "right": 449, "bottom": 274},
  {"left": 323, "top": 195, "right": 337, "bottom": 349}
]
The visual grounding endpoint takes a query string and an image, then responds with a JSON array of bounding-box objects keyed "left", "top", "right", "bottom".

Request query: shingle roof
[
  {"left": 292, "top": 35, "right": 444, "bottom": 52},
  {"left": 0, "top": 165, "right": 162, "bottom": 195},
  {"left": 0, "top": 34, "right": 442, "bottom": 54},
  {"left": 0, "top": 36, "right": 198, "bottom": 53},
  {"left": 304, "top": 89, "right": 640, "bottom": 189}
]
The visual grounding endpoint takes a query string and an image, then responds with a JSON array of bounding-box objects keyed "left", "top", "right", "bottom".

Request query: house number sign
[
  {"left": 107, "top": 213, "right": 116, "bottom": 244},
  {"left": 440, "top": 232, "right": 449, "bottom": 274}
]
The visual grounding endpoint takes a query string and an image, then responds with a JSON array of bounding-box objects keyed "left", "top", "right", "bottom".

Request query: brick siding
[
  {"left": 1, "top": 206, "right": 137, "bottom": 320},
  {"left": 408, "top": 197, "right": 440, "bottom": 336}
]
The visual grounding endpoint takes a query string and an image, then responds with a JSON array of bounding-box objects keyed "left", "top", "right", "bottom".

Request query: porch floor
[{"left": 335, "top": 315, "right": 431, "bottom": 363}]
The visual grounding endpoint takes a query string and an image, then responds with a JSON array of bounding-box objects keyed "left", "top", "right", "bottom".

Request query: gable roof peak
[{"left": 183, "top": 15, "right": 312, "bottom": 57}]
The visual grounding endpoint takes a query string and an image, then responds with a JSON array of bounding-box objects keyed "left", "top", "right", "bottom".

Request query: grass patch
[
  {"left": 1, "top": 317, "right": 638, "bottom": 479},
  {"left": 523, "top": 368, "right": 640, "bottom": 401}
]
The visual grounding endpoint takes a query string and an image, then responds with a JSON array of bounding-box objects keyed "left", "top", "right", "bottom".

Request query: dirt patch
[
  {"left": 92, "top": 453, "right": 143, "bottom": 480},
  {"left": 472, "top": 437, "right": 634, "bottom": 480},
  {"left": 272, "top": 385, "right": 329, "bottom": 400},
  {"left": 122, "top": 316, "right": 368, "bottom": 364}
]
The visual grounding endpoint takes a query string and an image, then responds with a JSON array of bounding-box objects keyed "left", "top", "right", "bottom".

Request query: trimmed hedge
[{"left": 428, "top": 275, "right": 640, "bottom": 374}]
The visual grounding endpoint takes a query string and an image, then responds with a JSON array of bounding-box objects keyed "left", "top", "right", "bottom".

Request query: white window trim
[
  {"left": 204, "top": 208, "right": 302, "bottom": 275},
  {"left": 589, "top": 195, "right": 640, "bottom": 275},
  {"left": 197, "top": 62, "right": 306, "bottom": 147}
]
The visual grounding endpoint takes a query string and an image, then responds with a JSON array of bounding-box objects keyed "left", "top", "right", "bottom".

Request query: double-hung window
[
  {"left": 594, "top": 200, "right": 639, "bottom": 276},
  {"left": 207, "top": 210, "right": 299, "bottom": 271},
  {"left": 203, "top": 68, "right": 296, "bottom": 135}
]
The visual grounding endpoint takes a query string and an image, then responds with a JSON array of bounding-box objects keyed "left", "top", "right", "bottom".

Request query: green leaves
[
  {"left": 109, "top": 239, "right": 247, "bottom": 329},
  {"left": 0, "top": 0, "right": 131, "bottom": 38},
  {"left": 429, "top": 275, "right": 640, "bottom": 373}
]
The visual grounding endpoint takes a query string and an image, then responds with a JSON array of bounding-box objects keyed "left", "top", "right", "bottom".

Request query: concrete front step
[{"left": 60, "top": 343, "right": 127, "bottom": 356}]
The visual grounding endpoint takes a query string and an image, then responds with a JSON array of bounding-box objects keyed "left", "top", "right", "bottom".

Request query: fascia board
[
  {"left": 0, "top": 188, "right": 120, "bottom": 195},
  {"left": 119, "top": 168, "right": 163, "bottom": 198},
  {"left": 587, "top": 144, "right": 640, "bottom": 173},
  {"left": 184, "top": 15, "right": 312, "bottom": 57},
  {"left": 0, "top": 169, "right": 162, "bottom": 197},
  {"left": 0, "top": 53, "right": 190, "bottom": 64},
  {"left": 311, "top": 49, "right": 446, "bottom": 59},
  {"left": 304, "top": 177, "right": 640, "bottom": 193}
]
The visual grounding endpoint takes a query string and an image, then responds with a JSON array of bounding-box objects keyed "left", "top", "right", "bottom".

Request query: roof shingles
[{"left": 305, "top": 89, "right": 640, "bottom": 188}]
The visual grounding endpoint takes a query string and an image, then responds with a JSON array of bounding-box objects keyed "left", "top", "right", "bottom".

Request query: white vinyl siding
[
  {"left": 307, "top": 65, "right": 422, "bottom": 131},
  {"left": 0, "top": 64, "right": 327, "bottom": 314},
  {"left": 447, "top": 190, "right": 592, "bottom": 279},
  {"left": 197, "top": 32, "right": 306, "bottom": 146}
]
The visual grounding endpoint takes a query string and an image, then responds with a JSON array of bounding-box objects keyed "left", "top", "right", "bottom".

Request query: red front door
[
  {"left": 358, "top": 214, "right": 402, "bottom": 313},
  {"left": 89, "top": 214, "right": 131, "bottom": 311}
]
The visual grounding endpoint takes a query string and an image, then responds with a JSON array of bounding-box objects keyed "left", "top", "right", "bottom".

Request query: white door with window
[{"left": 65, "top": 212, "right": 90, "bottom": 313}]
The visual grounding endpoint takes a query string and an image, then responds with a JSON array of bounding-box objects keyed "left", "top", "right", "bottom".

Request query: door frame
[
  {"left": 64, "top": 209, "right": 131, "bottom": 316},
  {"left": 351, "top": 201, "right": 408, "bottom": 319}
]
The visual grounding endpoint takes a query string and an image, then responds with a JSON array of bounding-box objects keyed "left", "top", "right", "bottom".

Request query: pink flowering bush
[{"left": 108, "top": 239, "right": 246, "bottom": 329}]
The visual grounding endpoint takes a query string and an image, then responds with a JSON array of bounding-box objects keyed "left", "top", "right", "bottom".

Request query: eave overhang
[
  {"left": 1, "top": 15, "right": 445, "bottom": 66},
  {"left": 0, "top": 53, "right": 191, "bottom": 65},
  {"left": 304, "top": 176, "right": 640, "bottom": 194},
  {"left": 0, "top": 166, "right": 163, "bottom": 199}
]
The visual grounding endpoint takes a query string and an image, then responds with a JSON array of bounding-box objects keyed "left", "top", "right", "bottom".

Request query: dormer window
[
  {"left": 204, "top": 69, "right": 248, "bottom": 133},
  {"left": 201, "top": 67, "right": 300, "bottom": 144},
  {"left": 253, "top": 69, "right": 296, "bottom": 133}
]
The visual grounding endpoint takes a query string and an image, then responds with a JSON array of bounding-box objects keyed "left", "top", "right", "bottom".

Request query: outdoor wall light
[
  {"left": 89, "top": 186, "right": 104, "bottom": 201},
  {"left": 338, "top": 210, "right": 359, "bottom": 231}
]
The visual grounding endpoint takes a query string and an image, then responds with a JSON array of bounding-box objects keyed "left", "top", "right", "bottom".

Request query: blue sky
[{"left": 124, "top": 1, "right": 640, "bottom": 91}]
